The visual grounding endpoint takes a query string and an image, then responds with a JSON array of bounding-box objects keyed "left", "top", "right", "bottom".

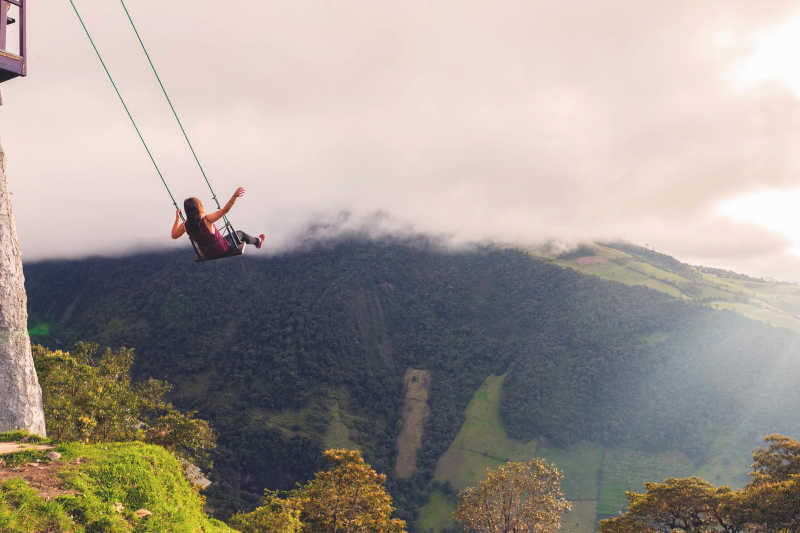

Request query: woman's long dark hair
[{"left": 183, "top": 197, "right": 203, "bottom": 233}]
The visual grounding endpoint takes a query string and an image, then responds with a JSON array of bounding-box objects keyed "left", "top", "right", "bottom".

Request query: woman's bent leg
[{"left": 235, "top": 230, "right": 260, "bottom": 245}]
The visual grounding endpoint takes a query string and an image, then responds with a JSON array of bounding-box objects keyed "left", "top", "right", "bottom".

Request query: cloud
[{"left": 3, "top": 1, "right": 800, "bottom": 279}]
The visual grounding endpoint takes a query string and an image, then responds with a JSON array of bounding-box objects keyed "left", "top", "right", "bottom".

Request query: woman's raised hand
[{"left": 233, "top": 187, "right": 246, "bottom": 199}]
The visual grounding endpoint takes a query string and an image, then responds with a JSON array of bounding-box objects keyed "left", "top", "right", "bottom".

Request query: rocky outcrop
[{"left": 0, "top": 142, "right": 45, "bottom": 435}]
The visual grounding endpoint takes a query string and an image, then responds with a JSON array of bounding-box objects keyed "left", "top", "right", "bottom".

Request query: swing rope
[
  {"left": 119, "top": 0, "right": 219, "bottom": 211},
  {"left": 66, "top": 0, "right": 183, "bottom": 219},
  {"left": 118, "top": 0, "right": 238, "bottom": 244}
]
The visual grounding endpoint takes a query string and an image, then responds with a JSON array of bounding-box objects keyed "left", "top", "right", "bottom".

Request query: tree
[
  {"left": 749, "top": 434, "right": 800, "bottom": 486},
  {"left": 32, "top": 342, "right": 215, "bottom": 466},
  {"left": 739, "top": 478, "right": 800, "bottom": 532},
  {"left": 597, "top": 435, "right": 800, "bottom": 533},
  {"left": 453, "top": 458, "right": 571, "bottom": 533},
  {"left": 230, "top": 450, "right": 405, "bottom": 533},
  {"left": 619, "top": 477, "right": 716, "bottom": 532},
  {"left": 598, "top": 477, "right": 754, "bottom": 533},
  {"left": 598, "top": 515, "right": 659, "bottom": 533},
  {"left": 293, "top": 449, "right": 406, "bottom": 533},
  {"left": 229, "top": 490, "right": 303, "bottom": 533}
]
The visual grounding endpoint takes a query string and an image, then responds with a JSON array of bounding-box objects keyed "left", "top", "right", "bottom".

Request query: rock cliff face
[{"left": 0, "top": 143, "right": 45, "bottom": 435}]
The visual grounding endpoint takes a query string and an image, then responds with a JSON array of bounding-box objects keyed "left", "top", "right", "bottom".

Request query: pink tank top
[{"left": 187, "top": 221, "right": 230, "bottom": 258}]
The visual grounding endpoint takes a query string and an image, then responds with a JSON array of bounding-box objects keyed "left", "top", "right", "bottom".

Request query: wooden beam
[
  {"left": 0, "top": 49, "right": 21, "bottom": 60},
  {"left": 0, "top": 1, "right": 8, "bottom": 52},
  {"left": 18, "top": 0, "right": 23, "bottom": 75}
]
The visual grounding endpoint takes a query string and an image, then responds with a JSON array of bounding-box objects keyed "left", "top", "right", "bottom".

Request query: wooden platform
[{"left": 0, "top": 50, "right": 23, "bottom": 82}]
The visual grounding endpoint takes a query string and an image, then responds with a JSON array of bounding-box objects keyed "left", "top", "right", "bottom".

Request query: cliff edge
[{"left": 0, "top": 143, "right": 45, "bottom": 436}]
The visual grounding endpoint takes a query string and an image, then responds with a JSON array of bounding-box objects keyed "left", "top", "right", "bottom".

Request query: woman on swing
[{"left": 171, "top": 187, "right": 265, "bottom": 259}]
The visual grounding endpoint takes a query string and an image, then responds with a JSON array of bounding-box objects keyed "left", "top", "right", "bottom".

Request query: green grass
[
  {"left": 710, "top": 301, "right": 800, "bottom": 332},
  {"left": 590, "top": 244, "right": 632, "bottom": 260},
  {"left": 559, "top": 500, "right": 598, "bottom": 533},
  {"left": 0, "top": 449, "right": 50, "bottom": 467},
  {"left": 694, "top": 433, "right": 752, "bottom": 488},
  {"left": 0, "top": 478, "right": 76, "bottom": 533},
  {"left": 434, "top": 375, "right": 604, "bottom": 500},
  {"left": 554, "top": 258, "right": 687, "bottom": 299},
  {"left": 537, "top": 441, "right": 604, "bottom": 501},
  {"left": 430, "top": 376, "right": 606, "bottom": 532},
  {"left": 597, "top": 448, "right": 694, "bottom": 518},
  {"left": 0, "top": 441, "right": 235, "bottom": 532},
  {"left": 417, "top": 489, "right": 456, "bottom": 533},
  {"left": 249, "top": 391, "right": 364, "bottom": 454},
  {"left": 434, "top": 375, "right": 539, "bottom": 490},
  {"left": 429, "top": 371, "right": 769, "bottom": 530},
  {"left": 0, "top": 431, "right": 50, "bottom": 444},
  {"left": 536, "top": 241, "right": 800, "bottom": 333},
  {"left": 323, "top": 401, "right": 360, "bottom": 450}
]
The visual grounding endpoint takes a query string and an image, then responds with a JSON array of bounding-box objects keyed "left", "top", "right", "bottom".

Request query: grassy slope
[
  {"left": 420, "top": 374, "right": 749, "bottom": 533},
  {"left": 246, "top": 390, "right": 361, "bottom": 452},
  {"left": 0, "top": 439, "right": 233, "bottom": 533},
  {"left": 543, "top": 243, "right": 800, "bottom": 333},
  {"left": 432, "top": 375, "right": 538, "bottom": 490},
  {"left": 418, "top": 489, "right": 456, "bottom": 533},
  {"left": 422, "top": 375, "right": 602, "bottom": 533}
]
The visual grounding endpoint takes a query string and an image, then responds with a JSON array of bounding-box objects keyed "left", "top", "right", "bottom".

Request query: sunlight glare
[
  {"left": 717, "top": 189, "right": 800, "bottom": 255},
  {"left": 734, "top": 13, "right": 800, "bottom": 98}
]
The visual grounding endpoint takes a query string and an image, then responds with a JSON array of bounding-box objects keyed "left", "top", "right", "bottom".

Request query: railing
[{"left": 0, "top": 0, "right": 25, "bottom": 79}]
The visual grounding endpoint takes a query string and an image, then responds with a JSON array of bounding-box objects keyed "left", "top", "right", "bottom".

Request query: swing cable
[
  {"left": 66, "top": 0, "right": 183, "bottom": 220},
  {"left": 118, "top": 0, "right": 239, "bottom": 244}
]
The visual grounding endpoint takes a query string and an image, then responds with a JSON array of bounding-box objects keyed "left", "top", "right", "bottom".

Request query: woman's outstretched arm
[
  {"left": 206, "top": 187, "right": 245, "bottom": 224},
  {"left": 171, "top": 209, "right": 186, "bottom": 239}
]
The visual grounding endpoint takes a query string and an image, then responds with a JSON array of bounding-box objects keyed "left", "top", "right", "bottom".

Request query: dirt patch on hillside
[
  {"left": 0, "top": 443, "right": 54, "bottom": 455},
  {"left": 395, "top": 369, "right": 431, "bottom": 478},
  {"left": 0, "top": 460, "right": 75, "bottom": 499}
]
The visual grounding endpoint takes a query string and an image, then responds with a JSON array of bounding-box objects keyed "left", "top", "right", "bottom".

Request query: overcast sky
[{"left": 3, "top": 1, "right": 800, "bottom": 279}]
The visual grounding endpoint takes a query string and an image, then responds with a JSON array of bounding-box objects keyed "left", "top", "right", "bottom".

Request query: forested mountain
[{"left": 23, "top": 239, "right": 800, "bottom": 532}]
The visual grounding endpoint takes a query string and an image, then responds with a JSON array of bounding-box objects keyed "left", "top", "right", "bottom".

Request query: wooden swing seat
[{"left": 194, "top": 242, "right": 246, "bottom": 263}]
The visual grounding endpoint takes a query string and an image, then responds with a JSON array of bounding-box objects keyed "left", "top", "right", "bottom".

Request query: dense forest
[{"left": 23, "top": 238, "right": 800, "bottom": 529}]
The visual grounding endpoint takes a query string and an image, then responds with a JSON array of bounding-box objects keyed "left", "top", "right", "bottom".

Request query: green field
[
  {"left": 423, "top": 372, "right": 754, "bottom": 532},
  {"left": 324, "top": 401, "right": 360, "bottom": 450},
  {"left": 597, "top": 448, "right": 694, "bottom": 518},
  {"left": 537, "top": 441, "right": 603, "bottom": 501},
  {"left": 417, "top": 489, "right": 457, "bottom": 533},
  {"left": 248, "top": 391, "right": 362, "bottom": 451},
  {"left": 540, "top": 243, "right": 800, "bottom": 333},
  {"left": 560, "top": 501, "right": 598, "bottom": 533},
  {"left": 433, "top": 375, "right": 539, "bottom": 491},
  {"left": 427, "top": 375, "right": 604, "bottom": 532},
  {"left": 694, "top": 433, "right": 751, "bottom": 488}
]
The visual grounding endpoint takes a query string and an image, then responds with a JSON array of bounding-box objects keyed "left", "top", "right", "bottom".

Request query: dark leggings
[{"left": 226, "top": 230, "right": 260, "bottom": 246}]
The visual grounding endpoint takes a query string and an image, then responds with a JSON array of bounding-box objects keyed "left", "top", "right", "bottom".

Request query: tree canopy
[
  {"left": 229, "top": 449, "right": 406, "bottom": 533},
  {"left": 33, "top": 342, "right": 215, "bottom": 466},
  {"left": 599, "top": 434, "right": 800, "bottom": 533},
  {"left": 453, "top": 458, "right": 571, "bottom": 533}
]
